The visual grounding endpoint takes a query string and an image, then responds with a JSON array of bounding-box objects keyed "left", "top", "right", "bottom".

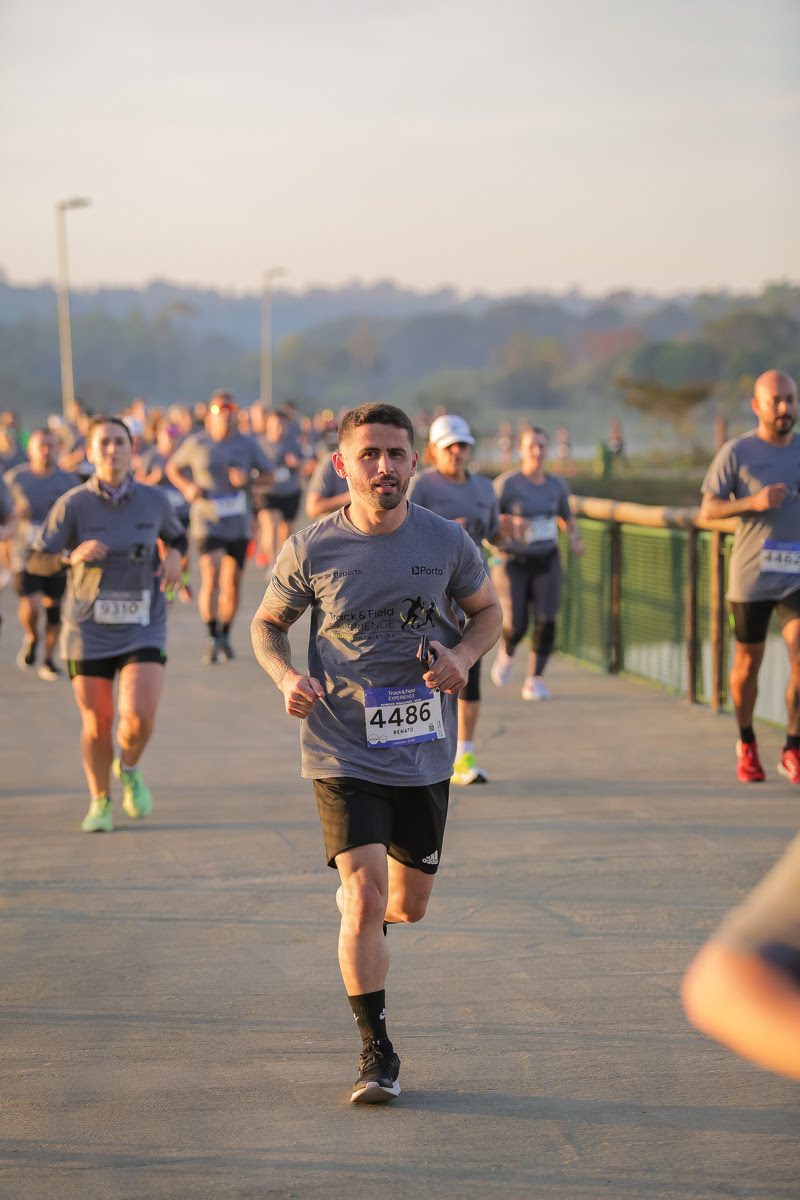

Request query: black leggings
[{"left": 495, "top": 554, "right": 561, "bottom": 652}]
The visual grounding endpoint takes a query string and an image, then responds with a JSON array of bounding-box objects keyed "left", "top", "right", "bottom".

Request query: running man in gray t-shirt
[
  {"left": 167, "top": 392, "right": 273, "bottom": 665},
  {"left": 28, "top": 417, "right": 186, "bottom": 834},
  {"left": 700, "top": 370, "right": 800, "bottom": 785},
  {"left": 251, "top": 402, "right": 501, "bottom": 1105},
  {"left": 409, "top": 413, "right": 500, "bottom": 786}
]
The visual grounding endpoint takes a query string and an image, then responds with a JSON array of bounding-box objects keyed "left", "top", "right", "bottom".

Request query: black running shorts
[
  {"left": 257, "top": 492, "right": 301, "bottom": 521},
  {"left": 313, "top": 776, "right": 450, "bottom": 874},
  {"left": 730, "top": 589, "right": 800, "bottom": 644},
  {"left": 14, "top": 570, "right": 68, "bottom": 600},
  {"left": 68, "top": 646, "right": 167, "bottom": 679},
  {"left": 197, "top": 537, "right": 249, "bottom": 569}
]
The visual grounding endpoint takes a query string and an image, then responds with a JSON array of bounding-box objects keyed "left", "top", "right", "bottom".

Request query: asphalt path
[{"left": 2, "top": 567, "right": 799, "bottom": 1199}]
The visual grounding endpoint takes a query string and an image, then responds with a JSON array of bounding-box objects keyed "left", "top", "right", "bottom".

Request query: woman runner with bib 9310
[{"left": 490, "top": 426, "right": 585, "bottom": 700}]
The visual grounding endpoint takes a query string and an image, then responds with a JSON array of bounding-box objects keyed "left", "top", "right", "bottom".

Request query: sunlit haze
[{"left": 1, "top": 0, "right": 798, "bottom": 295}]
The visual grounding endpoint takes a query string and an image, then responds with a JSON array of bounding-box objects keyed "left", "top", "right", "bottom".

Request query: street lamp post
[
  {"left": 260, "top": 267, "right": 284, "bottom": 409},
  {"left": 55, "top": 197, "right": 91, "bottom": 419}
]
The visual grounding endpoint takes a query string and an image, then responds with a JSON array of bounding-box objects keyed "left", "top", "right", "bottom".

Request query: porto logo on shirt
[{"left": 401, "top": 596, "right": 439, "bottom": 631}]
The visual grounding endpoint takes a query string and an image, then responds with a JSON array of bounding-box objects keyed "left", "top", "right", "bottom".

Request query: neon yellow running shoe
[
  {"left": 81, "top": 795, "right": 114, "bottom": 833},
  {"left": 451, "top": 752, "right": 488, "bottom": 786},
  {"left": 113, "top": 759, "right": 153, "bottom": 819}
]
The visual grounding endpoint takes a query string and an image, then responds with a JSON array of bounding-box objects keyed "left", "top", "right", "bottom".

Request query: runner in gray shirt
[
  {"left": 136, "top": 418, "right": 193, "bottom": 604},
  {"left": 409, "top": 413, "right": 500, "bottom": 785},
  {"left": 253, "top": 409, "right": 303, "bottom": 565},
  {"left": 490, "top": 426, "right": 585, "bottom": 701},
  {"left": 700, "top": 370, "right": 800, "bottom": 785},
  {"left": 305, "top": 451, "right": 350, "bottom": 520},
  {"left": 251, "top": 402, "right": 501, "bottom": 1105},
  {"left": 4, "top": 428, "right": 77, "bottom": 679},
  {"left": 167, "top": 392, "right": 273, "bottom": 664},
  {"left": 0, "top": 474, "right": 17, "bottom": 637},
  {"left": 29, "top": 416, "right": 186, "bottom": 834}
]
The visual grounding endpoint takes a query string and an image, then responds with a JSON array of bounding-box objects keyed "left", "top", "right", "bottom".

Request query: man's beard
[
  {"left": 350, "top": 473, "right": 408, "bottom": 511},
  {"left": 773, "top": 413, "right": 796, "bottom": 435}
]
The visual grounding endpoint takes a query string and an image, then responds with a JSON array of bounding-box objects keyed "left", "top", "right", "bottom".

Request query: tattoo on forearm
[{"left": 251, "top": 619, "right": 293, "bottom": 686}]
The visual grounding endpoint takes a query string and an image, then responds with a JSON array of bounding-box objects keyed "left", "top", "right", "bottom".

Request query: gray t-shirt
[
  {"left": 702, "top": 431, "right": 800, "bottom": 602},
  {"left": 494, "top": 470, "right": 572, "bottom": 560},
  {"left": 307, "top": 454, "right": 349, "bottom": 501},
  {"left": 169, "top": 431, "right": 272, "bottom": 540},
  {"left": 258, "top": 433, "right": 303, "bottom": 497},
  {"left": 264, "top": 502, "right": 488, "bottom": 786},
  {"left": 137, "top": 447, "right": 191, "bottom": 523},
  {"left": 32, "top": 477, "right": 185, "bottom": 660},
  {"left": 409, "top": 468, "right": 499, "bottom": 550},
  {"left": 4, "top": 464, "right": 78, "bottom": 573}
]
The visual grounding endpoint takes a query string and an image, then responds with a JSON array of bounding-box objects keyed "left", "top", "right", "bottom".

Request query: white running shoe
[
  {"left": 490, "top": 646, "right": 514, "bottom": 687},
  {"left": 522, "top": 676, "right": 551, "bottom": 701}
]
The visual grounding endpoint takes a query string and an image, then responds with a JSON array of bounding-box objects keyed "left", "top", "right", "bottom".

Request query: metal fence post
[
  {"left": 685, "top": 526, "right": 698, "bottom": 703},
  {"left": 609, "top": 521, "right": 621, "bottom": 673},
  {"left": 710, "top": 530, "right": 726, "bottom": 712}
]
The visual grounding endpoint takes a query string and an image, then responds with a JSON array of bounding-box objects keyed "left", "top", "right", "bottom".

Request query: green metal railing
[{"left": 555, "top": 504, "right": 788, "bottom": 726}]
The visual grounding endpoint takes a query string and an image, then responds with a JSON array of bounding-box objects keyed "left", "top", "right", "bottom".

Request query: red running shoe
[
  {"left": 777, "top": 748, "right": 800, "bottom": 784},
  {"left": 735, "top": 739, "right": 765, "bottom": 782}
]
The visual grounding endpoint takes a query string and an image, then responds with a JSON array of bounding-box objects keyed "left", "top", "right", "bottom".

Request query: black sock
[
  {"left": 785, "top": 735, "right": 800, "bottom": 752},
  {"left": 739, "top": 725, "right": 755, "bottom": 745},
  {"left": 207, "top": 619, "right": 218, "bottom": 638},
  {"left": 221, "top": 622, "right": 231, "bottom": 636},
  {"left": 348, "top": 990, "right": 390, "bottom": 1051}
]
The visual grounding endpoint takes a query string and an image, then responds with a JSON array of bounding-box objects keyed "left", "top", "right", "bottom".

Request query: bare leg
[
  {"left": 335, "top": 844, "right": 390, "bottom": 995},
  {"left": 384, "top": 857, "right": 436, "bottom": 925},
  {"left": 116, "top": 662, "right": 165, "bottom": 769},
  {"left": 256, "top": 509, "right": 275, "bottom": 562},
  {"left": 17, "top": 593, "right": 40, "bottom": 642},
  {"left": 217, "top": 555, "right": 242, "bottom": 628},
  {"left": 782, "top": 619, "right": 800, "bottom": 736},
  {"left": 71, "top": 675, "right": 115, "bottom": 798},
  {"left": 730, "top": 641, "right": 765, "bottom": 729},
  {"left": 197, "top": 549, "right": 223, "bottom": 624}
]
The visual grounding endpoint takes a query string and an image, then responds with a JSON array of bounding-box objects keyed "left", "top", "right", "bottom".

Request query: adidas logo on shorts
[{"left": 421, "top": 851, "right": 439, "bottom": 866}]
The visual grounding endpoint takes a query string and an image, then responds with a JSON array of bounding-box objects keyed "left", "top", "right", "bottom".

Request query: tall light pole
[
  {"left": 55, "top": 196, "right": 91, "bottom": 419},
  {"left": 260, "top": 267, "right": 284, "bottom": 409}
]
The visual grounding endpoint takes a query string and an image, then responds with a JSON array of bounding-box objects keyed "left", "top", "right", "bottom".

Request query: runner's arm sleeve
[
  {"left": 26, "top": 492, "right": 77, "bottom": 575},
  {"left": 450, "top": 527, "right": 490, "bottom": 603},
  {"left": 701, "top": 443, "right": 737, "bottom": 499},
  {"left": 157, "top": 495, "right": 188, "bottom": 554}
]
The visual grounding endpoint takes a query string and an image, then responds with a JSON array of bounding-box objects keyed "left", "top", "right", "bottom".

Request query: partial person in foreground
[
  {"left": 682, "top": 828, "right": 800, "bottom": 1081},
  {"left": 699, "top": 370, "right": 800, "bottom": 784},
  {"left": 251, "top": 402, "right": 501, "bottom": 1104},
  {"left": 28, "top": 417, "right": 185, "bottom": 832},
  {"left": 409, "top": 414, "right": 500, "bottom": 785},
  {"left": 490, "top": 427, "right": 585, "bottom": 700},
  {"left": 4, "top": 429, "right": 77, "bottom": 678}
]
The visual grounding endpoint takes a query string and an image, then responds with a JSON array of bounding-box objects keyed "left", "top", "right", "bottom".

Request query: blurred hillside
[{"left": 1, "top": 275, "right": 798, "bottom": 446}]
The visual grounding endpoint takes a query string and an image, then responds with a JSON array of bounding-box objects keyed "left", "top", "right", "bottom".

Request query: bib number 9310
[{"left": 364, "top": 683, "right": 445, "bottom": 748}]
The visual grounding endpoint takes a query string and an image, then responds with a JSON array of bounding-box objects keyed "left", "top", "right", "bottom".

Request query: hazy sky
[{"left": 1, "top": 0, "right": 798, "bottom": 295}]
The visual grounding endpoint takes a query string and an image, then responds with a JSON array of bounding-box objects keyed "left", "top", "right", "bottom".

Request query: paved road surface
[{"left": 2, "top": 569, "right": 799, "bottom": 1199}]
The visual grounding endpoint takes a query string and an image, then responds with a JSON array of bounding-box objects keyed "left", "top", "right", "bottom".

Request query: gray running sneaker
[
  {"left": 216, "top": 635, "right": 235, "bottom": 661},
  {"left": 350, "top": 1040, "right": 401, "bottom": 1104},
  {"left": 201, "top": 637, "right": 219, "bottom": 666}
]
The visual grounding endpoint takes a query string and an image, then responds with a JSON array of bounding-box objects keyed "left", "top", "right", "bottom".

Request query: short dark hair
[
  {"left": 87, "top": 415, "right": 132, "bottom": 445},
  {"left": 338, "top": 403, "right": 414, "bottom": 449}
]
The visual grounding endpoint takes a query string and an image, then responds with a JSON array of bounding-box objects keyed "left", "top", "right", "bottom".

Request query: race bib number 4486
[{"left": 364, "top": 683, "right": 445, "bottom": 748}]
